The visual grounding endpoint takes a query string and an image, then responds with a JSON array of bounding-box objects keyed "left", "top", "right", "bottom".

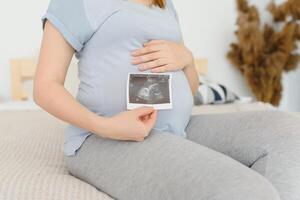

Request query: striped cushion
[{"left": 194, "top": 76, "right": 239, "bottom": 105}]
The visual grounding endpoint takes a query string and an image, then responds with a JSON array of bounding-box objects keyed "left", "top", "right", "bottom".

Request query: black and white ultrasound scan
[{"left": 127, "top": 73, "right": 172, "bottom": 110}]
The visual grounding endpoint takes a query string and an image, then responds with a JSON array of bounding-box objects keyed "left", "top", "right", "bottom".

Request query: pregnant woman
[{"left": 34, "top": 0, "right": 300, "bottom": 199}]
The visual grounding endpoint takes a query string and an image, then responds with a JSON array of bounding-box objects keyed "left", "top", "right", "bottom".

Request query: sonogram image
[{"left": 128, "top": 74, "right": 171, "bottom": 105}]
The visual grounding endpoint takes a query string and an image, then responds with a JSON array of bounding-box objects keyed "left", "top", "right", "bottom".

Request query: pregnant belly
[
  {"left": 153, "top": 71, "right": 194, "bottom": 136},
  {"left": 77, "top": 70, "right": 194, "bottom": 136}
]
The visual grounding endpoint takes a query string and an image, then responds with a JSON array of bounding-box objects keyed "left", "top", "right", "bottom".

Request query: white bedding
[{"left": 0, "top": 102, "right": 298, "bottom": 200}]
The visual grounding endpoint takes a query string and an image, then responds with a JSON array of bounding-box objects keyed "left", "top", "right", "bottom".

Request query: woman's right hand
[{"left": 100, "top": 107, "right": 158, "bottom": 142}]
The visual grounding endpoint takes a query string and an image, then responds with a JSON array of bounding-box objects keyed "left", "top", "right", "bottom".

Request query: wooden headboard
[
  {"left": 10, "top": 59, "right": 36, "bottom": 101},
  {"left": 194, "top": 58, "right": 208, "bottom": 75},
  {"left": 10, "top": 58, "right": 208, "bottom": 101}
]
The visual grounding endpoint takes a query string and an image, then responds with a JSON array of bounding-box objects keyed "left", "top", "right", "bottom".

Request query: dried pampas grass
[{"left": 228, "top": 0, "right": 300, "bottom": 106}]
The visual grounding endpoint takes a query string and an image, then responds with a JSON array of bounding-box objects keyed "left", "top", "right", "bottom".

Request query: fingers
[
  {"left": 131, "top": 52, "right": 162, "bottom": 65},
  {"left": 144, "top": 110, "right": 157, "bottom": 128},
  {"left": 135, "top": 106, "right": 155, "bottom": 117},
  {"left": 139, "top": 110, "right": 157, "bottom": 139},
  {"left": 151, "top": 64, "right": 176, "bottom": 73},
  {"left": 135, "top": 107, "right": 157, "bottom": 128},
  {"left": 144, "top": 40, "right": 166, "bottom": 46},
  {"left": 138, "top": 59, "right": 169, "bottom": 71},
  {"left": 140, "top": 114, "right": 150, "bottom": 122},
  {"left": 135, "top": 109, "right": 157, "bottom": 142},
  {"left": 131, "top": 44, "right": 164, "bottom": 56}
]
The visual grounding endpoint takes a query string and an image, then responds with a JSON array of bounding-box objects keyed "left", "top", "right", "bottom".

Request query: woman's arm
[
  {"left": 34, "top": 21, "right": 102, "bottom": 134},
  {"left": 182, "top": 55, "right": 199, "bottom": 96},
  {"left": 34, "top": 21, "right": 157, "bottom": 142}
]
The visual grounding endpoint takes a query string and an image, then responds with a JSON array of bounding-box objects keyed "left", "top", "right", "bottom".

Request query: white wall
[
  {"left": 281, "top": 67, "right": 300, "bottom": 111},
  {"left": 0, "top": 0, "right": 299, "bottom": 110},
  {"left": 0, "top": 0, "right": 48, "bottom": 101},
  {"left": 174, "top": 0, "right": 251, "bottom": 97},
  {"left": 173, "top": 0, "right": 300, "bottom": 111}
]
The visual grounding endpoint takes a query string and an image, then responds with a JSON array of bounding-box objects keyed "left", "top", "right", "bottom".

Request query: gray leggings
[{"left": 65, "top": 111, "right": 300, "bottom": 200}]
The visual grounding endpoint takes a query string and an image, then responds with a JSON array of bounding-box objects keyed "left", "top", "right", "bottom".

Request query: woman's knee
[
  {"left": 183, "top": 151, "right": 280, "bottom": 200},
  {"left": 213, "top": 169, "right": 280, "bottom": 200},
  {"left": 141, "top": 136, "right": 281, "bottom": 200}
]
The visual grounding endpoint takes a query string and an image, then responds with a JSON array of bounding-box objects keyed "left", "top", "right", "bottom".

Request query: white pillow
[{"left": 194, "top": 75, "right": 240, "bottom": 105}]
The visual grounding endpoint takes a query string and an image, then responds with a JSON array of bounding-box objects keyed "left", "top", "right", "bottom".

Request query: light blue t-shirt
[{"left": 42, "top": 0, "right": 194, "bottom": 156}]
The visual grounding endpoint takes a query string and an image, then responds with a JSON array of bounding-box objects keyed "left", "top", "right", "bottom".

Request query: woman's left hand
[{"left": 131, "top": 40, "right": 194, "bottom": 73}]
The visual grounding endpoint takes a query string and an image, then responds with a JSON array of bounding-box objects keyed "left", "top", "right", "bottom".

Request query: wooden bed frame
[
  {"left": 10, "top": 59, "right": 37, "bottom": 101},
  {"left": 10, "top": 58, "right": 208, "bottom": 101}
]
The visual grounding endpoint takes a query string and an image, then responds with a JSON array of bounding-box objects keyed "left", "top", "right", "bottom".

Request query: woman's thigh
[
  {"left": 186, "top": 110, "right": 300, "bottom": 167},
  {"left": 65, "top": 130, "right": 279, "bottom": 200},
  {"left": 186, "top": 110, "right": 300, "bottom": 200}
]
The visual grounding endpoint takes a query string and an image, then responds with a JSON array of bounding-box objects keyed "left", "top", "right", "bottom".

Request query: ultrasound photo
[{"left": 127, "top": 73, "right": 172, "bottom": 110}]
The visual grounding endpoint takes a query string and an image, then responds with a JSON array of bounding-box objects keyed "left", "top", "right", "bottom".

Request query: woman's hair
[{"left": 154, "top": 0, "right": 165, "bottom": 8}]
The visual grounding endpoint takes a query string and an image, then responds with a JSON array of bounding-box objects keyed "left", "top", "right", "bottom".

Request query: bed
[
  {"left": 2, "top": 103, "right": 293, "bottom": 200},
  {"left": 1, "top": 59, "right": 299, "bottom": 200}
]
